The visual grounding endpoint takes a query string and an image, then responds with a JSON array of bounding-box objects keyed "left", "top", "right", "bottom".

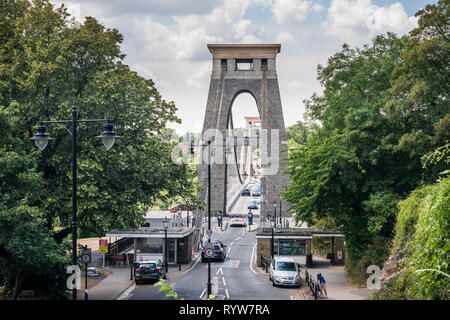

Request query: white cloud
[
  {"left": 275, "top": 31, "right": 295, "bottom": 43},
  {"left": 324, "top": 0, "right": 417, "bottom": 42},
  {"left": 272, "top": 0, "right": 321, "bottom": 24}
]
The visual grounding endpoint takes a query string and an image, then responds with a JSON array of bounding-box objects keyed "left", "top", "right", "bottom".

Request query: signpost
[
  {"left": 81, "top": 247, "right": 91, "bottom": 300},
  {"left": 99, "top": 239, "right": 108, "bottom": 269}
]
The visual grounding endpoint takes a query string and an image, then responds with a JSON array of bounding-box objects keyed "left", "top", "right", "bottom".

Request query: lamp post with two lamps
[{"left": 30, "top": 103, "right": 120, "bottom": 300}]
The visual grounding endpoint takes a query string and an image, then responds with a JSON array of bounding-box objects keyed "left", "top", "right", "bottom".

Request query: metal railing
[{"left": 300, "top": 265, "right": 321, "bottom": 300}]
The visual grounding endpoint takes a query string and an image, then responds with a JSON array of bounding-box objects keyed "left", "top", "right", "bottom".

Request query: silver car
[{"left": 269, "top": 257, "right": 300, "bottom": 287}]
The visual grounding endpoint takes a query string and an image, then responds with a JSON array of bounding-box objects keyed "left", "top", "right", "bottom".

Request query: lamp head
[
  {"left": 97, "top": 116, "right": 120, "bottom": 149},
  {"left": 30, "top": 125, "right": 53, "bottom": 150}
]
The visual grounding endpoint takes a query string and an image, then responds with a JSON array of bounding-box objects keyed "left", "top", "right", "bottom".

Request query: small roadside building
[
  {"left": 105, "top": 210, "right": 198, "bottom": 265},
  {"left": 256, "top": 228, "right": 345, "bottom": 267}
]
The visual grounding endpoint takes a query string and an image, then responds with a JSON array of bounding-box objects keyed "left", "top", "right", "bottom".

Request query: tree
[
  {"left": 285, "top": 1, "right": 449, "bottom": 284},
  {"left": 0, "top": 106, "right": 69, "bottom": 299},
  {"left": 0, "top": 0, "right": 200, "bottom": 240}
]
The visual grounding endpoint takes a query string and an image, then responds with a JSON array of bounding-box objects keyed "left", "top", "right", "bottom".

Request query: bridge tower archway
[{"left": 199, "top": 44, "right": 289, "bottom": 223}]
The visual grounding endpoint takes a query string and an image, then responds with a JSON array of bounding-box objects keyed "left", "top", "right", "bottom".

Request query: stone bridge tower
[{"left": 199, "top": 44, "right": 289, "bottom": 223}]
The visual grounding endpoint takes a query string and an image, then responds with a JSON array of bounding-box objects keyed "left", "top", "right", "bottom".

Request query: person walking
[{"left": 317, "top": 273, "right": 328, "bottom": 299}]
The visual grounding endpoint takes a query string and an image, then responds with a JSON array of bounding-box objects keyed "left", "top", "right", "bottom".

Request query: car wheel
[{"left": 272, "top": 279, "right": 276, "bottom": 287}]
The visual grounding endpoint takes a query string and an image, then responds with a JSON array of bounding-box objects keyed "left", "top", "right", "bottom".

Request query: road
[{"left": 127, "top": 185, "right": 302, "bottom": 300}]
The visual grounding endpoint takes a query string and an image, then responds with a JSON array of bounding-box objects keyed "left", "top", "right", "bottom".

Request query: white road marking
[
  {"left": 200, "top": 288, "right": 206, "bottom": 299},
  {"left": 249, "top": 243, "right": 258, "bottom": 274},
  {"left": 222, "top": 277, "right": 226, "bottom": 286},
  {"left": 216, "top": 267, "right": 223, "bottom": 275},
  {"left": 225, "top": 288, "right": 230, "bottom": 299},
  {"left": 116, "top": 282, "right": 136, "bottom": 300}
]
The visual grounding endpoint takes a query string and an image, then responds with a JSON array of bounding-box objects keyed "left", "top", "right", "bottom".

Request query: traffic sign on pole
[{"left": 205, "top": 247, "right": 215, "bottom": 258}]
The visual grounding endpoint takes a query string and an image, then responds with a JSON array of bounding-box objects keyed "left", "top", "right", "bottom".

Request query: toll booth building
[
  {"left": 105, "top": 210, "right": 195, "bottom": 265},
  {"left": 256, "top": 228, "right": 345, "bottom": 268}
]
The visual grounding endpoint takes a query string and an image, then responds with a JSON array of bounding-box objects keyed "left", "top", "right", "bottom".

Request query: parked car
[
  {"left": 250, "top": 196, "right": 260, "bottom": 204},
  {"left": 251, "top": 187, "right": 261, "bottom": 196},
  {"left": 201, "top": 241, "right": 227, "bottom": 262},
  {"left": 135, "top": 261, "right": 166, "bottom": 284},
  {"left": 87, "top": 267, "right": 99, "bottom": 277},
  {"left": 241, "top": 188, "right": 251, "bottom": 196},
  {"left": 269, "top": 257, "right": 300, "bottom": 287},
  {"left": 230, "top": 217, "right": 246, "bottom": 227},
  {"left": 248, "top": 200, "right": 259, "bottom": 209}
]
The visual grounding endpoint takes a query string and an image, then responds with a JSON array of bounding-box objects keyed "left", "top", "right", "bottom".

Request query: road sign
[
  {"left": 337, "top": 251, "right": 343, "bottom": 260},
  {"left": 205, "top": 247, "right": 215, "bottom": 258},
  {"left": 99, "top": 239, "right": 108, "bottom": 253},
  {"left": 81, "top": 247, "right": 91, "bottom": 264},
  {"left": 206, "top": 229, "right": 212, "bottom": 237},
  {"left": 81, "top": 253, "right": 91, "bottom": 264}
]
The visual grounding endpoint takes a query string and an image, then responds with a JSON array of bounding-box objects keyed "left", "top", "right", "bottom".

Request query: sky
[{"left": 49, "top": 0, "right": 437, "bottom": 133}]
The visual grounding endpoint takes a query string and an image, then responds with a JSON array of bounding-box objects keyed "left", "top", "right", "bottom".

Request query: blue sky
[{"left": 50, "top": 0, "right": 437, "bottom": 132}]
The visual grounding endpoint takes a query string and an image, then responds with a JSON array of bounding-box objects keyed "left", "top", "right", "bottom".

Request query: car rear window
[
  {"left": 139, "top": 263, "right": 156, "bottom": 269},
  {"left": 276, "top": 262, "right": 296, "bottom": 271}
]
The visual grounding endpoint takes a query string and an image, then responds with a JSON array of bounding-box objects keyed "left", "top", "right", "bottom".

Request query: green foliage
[
  {"left": 409, "top": 177, "right": 449, "bottom": 299},
  {"left": 0, "top": 106, "right": 69, "bottom": 299},
  {"left": 153, "top": 279, "right": 184, "bottom": 300},
  {"left": 285, "top": 0, "right": 449, "bottom": 287},
  {"left": 374, "top": 177, "right": 449, "bottom": 300},
  {"left": 0, "top": 0, "right": 200, "bottom": 240}
]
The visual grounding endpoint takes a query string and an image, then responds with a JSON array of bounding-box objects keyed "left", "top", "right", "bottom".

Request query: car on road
[
  {"left": 87, "top": 267, "right": 99, "bottom": 277},
  {"left": 230, "top": 217, "right": 246, "bottom": 227},
  {"left": 135, "top": 261, "right": 166, "bottom": 284},
  {"left": 241, "top": 188, "right": 251, "bottom": 196},
  {"left": 251, "top": 187, "right": 261, "bottom": 196},
  {"left": 248, "top": 199, "right": 259, "bottom": 209},
  {"left": 269, "top": 257, "right": 300, "bottom": 287},
  {"left": 201, "top": 241, "right": 227, "bottom": 262}
]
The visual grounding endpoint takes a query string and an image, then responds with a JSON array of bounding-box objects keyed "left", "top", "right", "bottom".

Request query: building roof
[
  {"left": 106, "top": 227, "right": 194, "bottom": 239},
  {"left": 256, "top": 228, "right": 344, "bottom": 239},
  {"left": 207, "top": 44, "right": 281, "bottom": 59},
  {"left": 144, "top": 210, "right": 190, "bottom": 219}
]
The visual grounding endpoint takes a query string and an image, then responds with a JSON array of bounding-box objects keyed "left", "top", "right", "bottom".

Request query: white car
[
  {"left": 230, "top": 217, "right": 246, "bottom": 227},
  {"left": 269, "top": 257, "right": 300, "bottom": 287}
]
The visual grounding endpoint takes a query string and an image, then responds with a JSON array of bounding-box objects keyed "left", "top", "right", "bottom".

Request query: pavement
[{"left": 302, "top": 256, "right": 374, "bottom": 300}]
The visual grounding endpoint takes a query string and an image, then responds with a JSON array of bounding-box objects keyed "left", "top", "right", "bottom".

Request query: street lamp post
[
  {"left": 30, "top": 103, "right": 120, "bottom": 300},
  {"left": 279, "top": 195, "right": 282, "bottom": 228},
  {"left": 207, "top": 140, "right": 212, "bottom": 297},
  {"left": 273, "top": 201, "right": 277, "bottom": 229},
  {"left": 163, "top": 218, "right": 169, "bottom": 273},
  {"left": 271, "top": 218, "right": 275, "bottom": 261}
]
